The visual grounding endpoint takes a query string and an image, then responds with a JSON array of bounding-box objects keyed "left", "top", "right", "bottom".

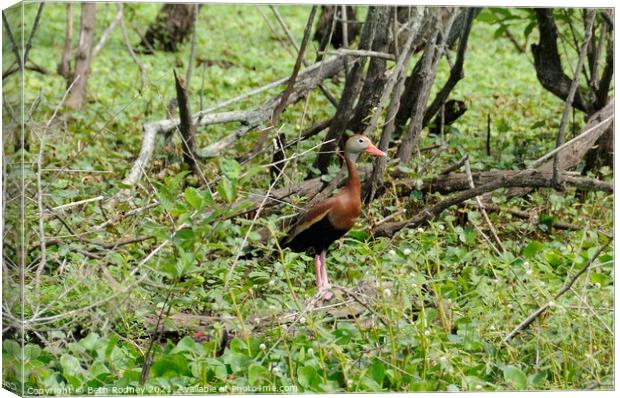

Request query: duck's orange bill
[{"left": 365, "top": 143, "right": 387, "bottom": 157}]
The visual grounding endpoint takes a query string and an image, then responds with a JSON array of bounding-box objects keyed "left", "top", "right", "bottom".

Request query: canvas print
[{"left": 1, "top": 1, "right": 614, "bottom": 395}]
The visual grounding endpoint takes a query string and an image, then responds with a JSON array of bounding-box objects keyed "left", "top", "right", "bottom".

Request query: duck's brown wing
[{"left": 280, "top": 198, "right": 336, "bottom": 253}]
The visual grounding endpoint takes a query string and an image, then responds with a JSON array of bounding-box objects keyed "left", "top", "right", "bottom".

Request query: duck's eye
[{"left": 357, "top": 139, "right": 364, "bottom": 144}]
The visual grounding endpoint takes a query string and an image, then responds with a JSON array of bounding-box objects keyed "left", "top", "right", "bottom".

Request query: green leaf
[
  {"left": 502, "top": 365, "right": 527, "bottom": 390},
  {"left": 3, "top": 340, "right": 21, "bottom": 358},
  {"left": 24, "top": 344, "right": 41, "bottom": 361},
  {"left": 528, "top": 371, "right": 547, "bottom": 387},
  {"left": 523, "top": 21, "right": 537, "bottom": 39},
  {"left": 459, "top": 228, "right": 477, "bottom": 245},
  {"left": 79, "top": 332, "right": 101, "bottom": 351},
  {"left": 298, "top": 365, "right": 319, "bottom": 389},
  {"left": 184, "top": 187, "right": 203, "bottom": 210},
  {"left": 220, "top": 158, "right": 241, "bottom": 180},
  {"left": 523, "top": 241, "right": 544, "bottom": 259},
  {"left": 151, "top": 354, "right": 190, "bottom": 378},
  {"left": 369, "top": 359, "right": 385, "bottom": 386},
  {"left": 217, "top": 178, "right": 237, "bottom": 203},
  {"left": 170, "top": 336, "right": 204, "bottom": 355},
  {"left": 248, "top": 363, "right": 267, "bottom": 386}
]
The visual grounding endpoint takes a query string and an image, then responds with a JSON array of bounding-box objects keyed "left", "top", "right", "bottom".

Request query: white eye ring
[{"left": 357, "top": 139, "right": 364, "bottom": 144}]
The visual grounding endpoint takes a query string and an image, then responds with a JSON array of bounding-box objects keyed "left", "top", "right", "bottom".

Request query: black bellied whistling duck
[{"left": 280, "top": 134, "right": 386, "bottom": 300}]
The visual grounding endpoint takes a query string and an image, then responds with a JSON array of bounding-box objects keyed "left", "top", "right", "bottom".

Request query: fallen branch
[
  {"left": 374, "top": 169, "right": 612, "bottom": 237},
  {"left": 406, "top": 169, "right": 614, "bottom": 196},
  {"left": 503, "top": 237, "right": 612, "bottom": 343},
  {"left": 120, "top": 55, "right": 351, "bottom": 193}
]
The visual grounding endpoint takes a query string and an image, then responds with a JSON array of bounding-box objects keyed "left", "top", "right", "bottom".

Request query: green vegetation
[{"left": 2, "top": 4, "right": 613, "bottom": 394}]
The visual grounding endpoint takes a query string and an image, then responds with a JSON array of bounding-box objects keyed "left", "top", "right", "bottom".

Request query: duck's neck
[{"left": 344, "top": 152, "right": 361, "bottom": 195}]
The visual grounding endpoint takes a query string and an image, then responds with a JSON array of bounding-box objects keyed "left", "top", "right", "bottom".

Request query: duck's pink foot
[{"left": 319, "top": 286, "right": 333, "bottom": 301}]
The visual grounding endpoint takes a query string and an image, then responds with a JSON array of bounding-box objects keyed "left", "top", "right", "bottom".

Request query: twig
[
  {"left": 92, "top": 4, "right": 123, "bottom": 57},
  {"left": 486, "top": 113, "right": 491, "bottom": 156},
  {"left": 320, "top": 48, "right": 396, "bottom": 61},
  {"left": 23, "top": 3, "right": 45, "bottom": 65},
  {"left": 552, "top": 10, "right": 595, "bottom": 187},
  {"left": 2, "top": 11, "right": 22, "bottom": 70},
  {"left": 34, "top": 76, "right": 81, "bottom": 291},
  {"left": 503, "top": 237, "right": 612, "bottom": 343},
  {"left": 119, "top": 5, "right": 147, "bottom": 92},
  {"left": 464, "top": 157, "right": 505, "bottom": 253},
  {"left": 269, "top": 5, "right": 338, "bottom": 107},
  {"left": 271, "top": 6, "right": 317, "bottom": 125},
  {"left": 438, "top": 154, "right": 467, "bottom": 175},
  {"left": 49, "top": 195, "right": 104, "bottom": 212}
]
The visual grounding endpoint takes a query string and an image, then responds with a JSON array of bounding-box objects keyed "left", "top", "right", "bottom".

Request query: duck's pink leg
[
  {"left": 314, "top": 254, "right": 323, "bottom": 290},
  {"left": 319, "top": 249, "right": 333, "bottom": 300}
]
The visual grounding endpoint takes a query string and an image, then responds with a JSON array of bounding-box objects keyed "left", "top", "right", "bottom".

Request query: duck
[{"left": 280, "top": 134, "right": 386, "bottom": 299}]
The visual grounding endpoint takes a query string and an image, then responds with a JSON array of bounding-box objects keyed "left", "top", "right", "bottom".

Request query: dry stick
[
  {"left": 173, "top": 70, "right": 199, "bottom": 176},
  {"left": 34, "top": 76, "right": 81, "bottom": 292},
  {"left": 140, "top": 277, "right": 177, "bottom": 385},
  {"left": 340, "top": 5, "right": 349, "bottom": 49},
  {"left": 92, "top": 4, "right": 123, "bottom": 57},
  {"left": 503, "top": 237, "right": 612, "bottom": 343},
  {"left": 269, "top": 5, "right": 338, "bottom": 107},
  {"left": 118, "top": 5, "right": 146, "bottom": 92},
  {"left": 272, "top": 6, "right": 317, "bottom": 125},
  {"left": 531, "top": 112, "right": 614, "bottom": 168},
  {"left": 321, "top": 48, "right": 396, "bottom": 60},
  {"left": 439, "top": 154, "right": 468, "bottom": 176},
  {"left": 486, "top": 113, "right": 491, "bottom": 156},
  {"left": 21, "top": 2, "right": 45, "bottom": 68},
  {"left": 49, "top": 195, "right": 104, "bottom": 213},
  {"left": 2, "top": 11, "right": 22, "bottom": 70},
  {"left": 463, "top": 158, "right": 505, "bottom": 253},
  {"left": 552, "top": 11, "right": 596, "bottom": 187}
]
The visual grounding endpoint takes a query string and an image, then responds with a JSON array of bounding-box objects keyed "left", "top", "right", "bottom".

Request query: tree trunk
[
  {"left": 348, "top": 8, "right": 392, "bottom": 132},
  {"left": 57, "top": 3, "right": 73, "bottom": 79},
  {"left": 313, "top": 6, "right": 381, "bottom": 174},
  {"left": 140, "top": 4, "right": 198, "bottom": 52},
  {"left": 66, "top": 3, "right": 96, "bottom": 110},
  {"left": 313, "top": 5, "right": 360, "bottom": 49}
]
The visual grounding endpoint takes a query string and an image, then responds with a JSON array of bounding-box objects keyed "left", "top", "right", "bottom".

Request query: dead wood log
[
  {"left": 400, "top": 170, "right": 613, "bottom": 196},
  {"left": 373, "top": 169, "right": 612, "bottom": 237}
]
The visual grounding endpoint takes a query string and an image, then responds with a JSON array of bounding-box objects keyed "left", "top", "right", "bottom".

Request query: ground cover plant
[{"left": 2, "top": 3, "right": 614, "bottom": 395}]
